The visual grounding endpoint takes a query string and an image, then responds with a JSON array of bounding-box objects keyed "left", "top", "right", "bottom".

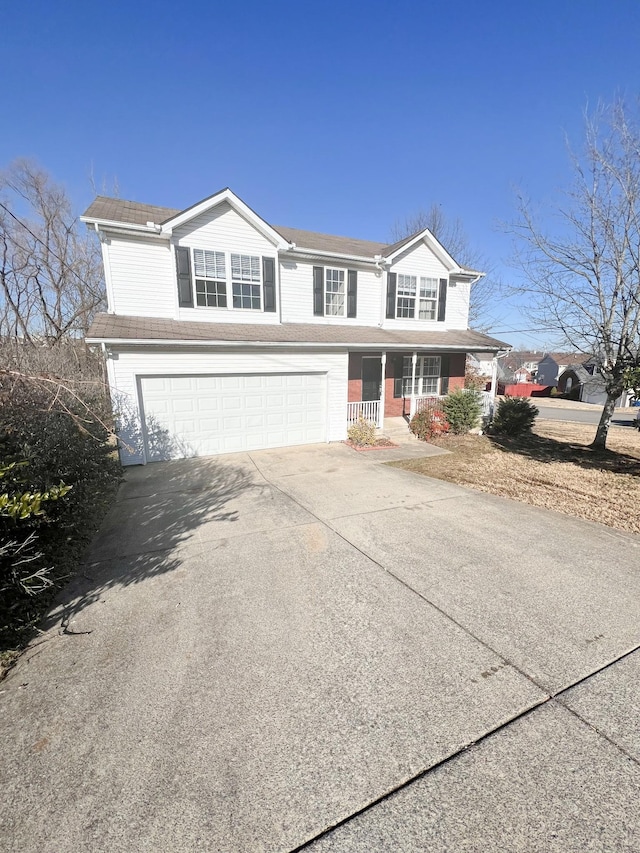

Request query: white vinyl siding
[
  {"left": 106, "top": 235, "right": 176, "bottom": 318},
  {"left": 174, "top": 200, "right": 279, "bottom": 324},
  {"left": 279, "top": 258, "right": 380, "bottom": 325},
  {"left": 383, "top": 241, "right": 469, "bottom": 330},
  {"left": 106, "top": 348, "right": 348, "bottom": 465}
]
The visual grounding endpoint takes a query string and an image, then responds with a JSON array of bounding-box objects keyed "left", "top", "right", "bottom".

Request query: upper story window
[
  {"left": 176, "top": 246, "right": 272, "bottom": 312},
  {"left": 325, "top": 268, "right": 346, "bottom": 316},
  {"left": 387, "top": 272, "right": 446, "bottom": 322},
  {"left": 313, "top": 266, "right": 357, "bottom": 318},
  {"left": 194, "top": 249, "right": 227, "bottom": 307},
  {"left": 396, "top": 275, "right": 438, "bottom": 320},
  {"left": 231, "top": 253, "right": 261, "bottom": 310}
]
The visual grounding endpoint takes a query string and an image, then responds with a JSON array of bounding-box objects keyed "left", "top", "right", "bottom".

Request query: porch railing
[
  {"left": 346, "top": 400, "right": 381, "bottom": 427},
  {"left": 411, "top": 390, "right": 494, "bottom": 420}
]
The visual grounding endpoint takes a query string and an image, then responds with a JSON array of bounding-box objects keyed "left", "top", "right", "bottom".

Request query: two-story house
[{"left": 83, "top": 188, "right": 509, "bottom": 465}]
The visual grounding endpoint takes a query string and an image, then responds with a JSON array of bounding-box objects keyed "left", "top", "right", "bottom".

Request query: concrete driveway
[{"left": 2, "top": 442, "right": 640, "bottom": 852}]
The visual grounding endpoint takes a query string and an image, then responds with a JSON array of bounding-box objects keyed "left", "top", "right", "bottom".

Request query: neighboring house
[
  {"left": 536, "top": 352, "right": 587, "bottom": 387},
  {"left": 558, "top": 362, "right": 631, "bottom": 407},
  {"left": 512, "top": 367, "right": 533, "bottom": 384},
  {"left": 500, "top": 351, "right": 542, "bottom": 384},
  {"left": 466, "top": 351, "right": 495, "bottom": 378},
  {"left": 83, "top": 188, "right": 509, "bottom": 465}
]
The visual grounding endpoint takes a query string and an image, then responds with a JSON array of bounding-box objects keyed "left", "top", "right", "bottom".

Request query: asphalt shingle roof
[
  {"left": 82, "top": 196, "right": 476, "bottom": 266},
  {"left": 87, "top": 313, "right": 509, "bottom": 351}
]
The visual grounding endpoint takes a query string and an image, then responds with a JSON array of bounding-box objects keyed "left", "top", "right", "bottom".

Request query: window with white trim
[
  {"left": 231, "top": 253, "right": 261, "bottom": 310},
  {"left": 402, "top": 355, "right": 441, "bottom": 396},
  {"left": 325, "top": 268, "right": 346, "bottom": 316},
  {"left": 194, "top": 249, "right": 227, "bottom": 307},
  {"left": 418, "top": 278, "right": 438, "bottom": 320},
  {"left": 396, "top": 274, "right": 439, "bottom": 320},
  {"left": 396, "top": 275, "right": 416, "bottom": 318}
]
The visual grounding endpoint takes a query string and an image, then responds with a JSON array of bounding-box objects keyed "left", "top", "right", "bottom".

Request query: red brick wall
[
  {"left": 348, "top": 351, "right": 467, "bottom": 416},
  {"left": 448, "top": 353, "right": 466, "bottom": 391}
]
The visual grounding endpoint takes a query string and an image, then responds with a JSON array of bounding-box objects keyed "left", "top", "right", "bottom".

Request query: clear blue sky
[{"left": 2, "top": 0, "right": 640, "bottom": 347}]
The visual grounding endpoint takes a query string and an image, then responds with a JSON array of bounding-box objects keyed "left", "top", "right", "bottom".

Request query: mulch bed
[{"left": 344, "top": 438, "right": 398, "bottom": 452}]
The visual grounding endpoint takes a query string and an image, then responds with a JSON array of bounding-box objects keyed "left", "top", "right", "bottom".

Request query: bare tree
[
  {"left": 0, "top": 159, "right": 105, "bottom": 343},
  {"left": 511, "top": 99, "right": 640, "bottom": 449},
  {"left": 390, "top": 203, "right": 500, "bottom": 329}
]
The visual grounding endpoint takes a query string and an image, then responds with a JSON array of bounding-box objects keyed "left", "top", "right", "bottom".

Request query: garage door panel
[{"left": 140, "top": 373, "right": 327, "bottom": 462}]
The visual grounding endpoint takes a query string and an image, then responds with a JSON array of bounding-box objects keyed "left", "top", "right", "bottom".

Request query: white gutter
[
  {"left": 86, "top": 336, "right": 505, "bottom": 352},
  {"left": 80, "top": 216, "right": 164, "bottom": 235}
]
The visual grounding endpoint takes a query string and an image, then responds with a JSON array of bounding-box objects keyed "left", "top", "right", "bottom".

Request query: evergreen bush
[
  {"left": 442, "top": 390, "right": 482, "bottom": 434},
  {"left": 491, "top": 396, "right": 539, "bottom": 436}
]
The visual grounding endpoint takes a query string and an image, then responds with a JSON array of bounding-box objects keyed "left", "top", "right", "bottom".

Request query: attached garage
[{"left": 139, "top": 372, "right": 327, "bottom": 461}]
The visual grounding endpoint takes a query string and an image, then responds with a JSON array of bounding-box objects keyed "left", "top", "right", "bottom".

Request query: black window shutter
[
  {"left": 386, "top": 273, "right": 397, "bottom": 319},
  {"left": 437, "top": 278, "right": 448, "bottom": 322},
  {"left": 347, "top": 269, "right": 357, "bottom": 317},
  {"left": 313, "top": 266, "right": 324, "bottom": 316},
  {"left": 175, "top": 246, "right": 193, "bottom": 307},
  {"left": 440, "top": 354, "right": 450, "bottom": 395},
  {"left": 262, "top": 257, "right": 276, "bottom": 312}
]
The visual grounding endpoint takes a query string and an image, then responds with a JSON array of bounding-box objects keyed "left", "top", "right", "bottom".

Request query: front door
[{"left": 362, "top": 357, "right": 382, "bottom": 401}]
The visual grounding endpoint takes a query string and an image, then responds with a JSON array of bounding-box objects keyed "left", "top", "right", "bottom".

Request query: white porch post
[
  {"left": 490, "top": 355, "right": 498, "bottom": 403},
  {"left": 410, "top": 351, "right": 418, "bottom": 418},
  {"left": 379, "top": 351, "right": 386, "bottom": 428}
]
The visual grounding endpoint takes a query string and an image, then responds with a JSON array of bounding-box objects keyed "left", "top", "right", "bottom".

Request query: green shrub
[
  {"left": 491, "top": 396, "right": 539, "bottom": 436},
  {"left": 0, "top": 378, "right": 122, "bottom": 650},
  {"left": 409, "top": 408, "right": 450, "bottom": 441},
  {"left": 347, "top": 417, "right": 377, "bottom": 446},
  {"left": 442, "top": 389, "right": 482, "bottom": 434}
]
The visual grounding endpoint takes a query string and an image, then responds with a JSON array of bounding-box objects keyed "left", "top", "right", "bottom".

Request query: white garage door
[{"left": 139, "top": 373, "right": 327, "bottom": 461}]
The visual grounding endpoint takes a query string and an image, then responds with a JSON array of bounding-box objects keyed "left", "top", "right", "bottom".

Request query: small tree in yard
[
  {"left": 492, "top": 397, "right": 539, "bottom": 437},
  {"left": 442, "top": 389, "right": 482, "bottom": 434},
  {"left": 511, "top": 99, "right": 640, "bottom": 450}
]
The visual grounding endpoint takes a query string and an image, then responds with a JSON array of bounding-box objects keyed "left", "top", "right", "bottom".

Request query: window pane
[
  {"left": 194, "top": 249, "right": 225, "bottom": 280},
  {"left": 232, "top": 282, "right": 261, "bottom": 309},
  {"left": 195, "top": 278, "right": 226, "bottom": 307},
  {"left": 231, "top": 253, "right": 261, "bottom": 282}
]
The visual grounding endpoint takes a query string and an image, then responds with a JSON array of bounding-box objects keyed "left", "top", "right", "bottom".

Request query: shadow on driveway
[{"left": 43, "top": 456, "right": 255, "bottom": 633}]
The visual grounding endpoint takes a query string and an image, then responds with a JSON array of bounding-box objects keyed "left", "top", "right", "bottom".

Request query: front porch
[{"left": 346, "top": 350, "right": 495, "bottom": 430}]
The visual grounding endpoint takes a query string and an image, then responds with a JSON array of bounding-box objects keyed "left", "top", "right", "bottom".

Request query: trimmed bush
[
  {"left": 491, "top": 396, "right": 539, "bottom": 436},
  {"left": 347, "top": 417, "right": 377, "bottom": 446},
  {"left": 409, "top": 409, "right": 450, "bottom": 441},
  {"left": 442, "top": 390, "right": 482, "bottom": 435}
]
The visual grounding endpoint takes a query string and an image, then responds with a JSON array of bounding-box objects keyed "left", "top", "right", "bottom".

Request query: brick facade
[{"left": 347, "top": 350, "right": 467, "bottom": 417}]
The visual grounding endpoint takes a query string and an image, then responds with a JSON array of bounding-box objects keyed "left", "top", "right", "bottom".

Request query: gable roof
[
  {"left": 540, "top": 352, "right": 590, "bottom": 366},
  {"left": 86, "top": 313, "right": 510, "bottom": 352},
  {"left": 272, "top": 225, "right": 388, "bottom": 258},
  {"left": 81, "top": 194, "right": 481, "bottom": 273}
]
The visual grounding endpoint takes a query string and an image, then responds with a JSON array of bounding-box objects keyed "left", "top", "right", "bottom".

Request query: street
[{"left": 535, "top": 403, "right": 638, "bottom": 428}]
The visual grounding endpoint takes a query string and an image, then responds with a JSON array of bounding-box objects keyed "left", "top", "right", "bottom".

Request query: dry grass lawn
[{"left": 391, "top": 420, "right": 640, "bottom": 535}]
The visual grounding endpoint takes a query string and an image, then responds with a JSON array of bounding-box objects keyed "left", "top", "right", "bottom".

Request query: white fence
[{"left": 346, "top": 400, "right": 381, "bottom": 426}]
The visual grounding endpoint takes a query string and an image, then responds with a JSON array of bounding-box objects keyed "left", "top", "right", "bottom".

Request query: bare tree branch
[{"left": 509, "top": 98, "right": 640, "bottom": 449}]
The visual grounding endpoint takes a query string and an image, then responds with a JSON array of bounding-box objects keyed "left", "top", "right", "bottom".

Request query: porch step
[{"left": 381, "top": 417, "right": 417, "bottom": 442}]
